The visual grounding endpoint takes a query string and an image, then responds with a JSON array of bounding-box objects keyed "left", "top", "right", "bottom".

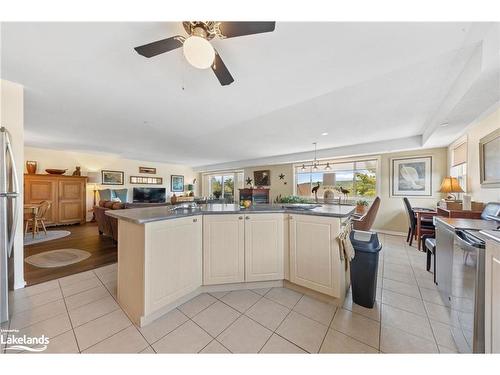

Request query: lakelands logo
[{"left": 1, "top": 328, "right": 49, "bottom": 352}]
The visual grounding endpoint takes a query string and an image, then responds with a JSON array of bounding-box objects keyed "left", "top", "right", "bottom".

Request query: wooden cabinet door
[
  {"left": 58, "top": 179, "right": 85, "bottom": 224},
  {"left": 244, "top": 214, "right": 284, "bottom": 282},
  {"left": 203, "top": 214, "right": 244, "bottom": 285},
  {"left": 24, "top": 177, "right": 57, "bottom": 224},
  {"left": 145, "top": 216, "right": 202, "bottom": 314},
  {"left": 289, "top": 214, "right": 337, "bottom": 296},
  {"left": 485, "top": 240, "right": 500, "bottom": 353}
]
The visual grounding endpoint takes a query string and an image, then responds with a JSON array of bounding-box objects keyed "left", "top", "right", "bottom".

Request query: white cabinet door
[
  {"left": 244, "top": 214, "right": 284, "bottom": 282},
  {"left": 145, "top": 216, "right": 202, "bottom": 315},
  {"left": 485, "top": 239, "right": 500, "bottom": 353},
  {"left": 289, "top": 214, "right": 340, "bottom": 297},
  {"left": 203, "top": 214, "right": 245, "bottom": 285}
]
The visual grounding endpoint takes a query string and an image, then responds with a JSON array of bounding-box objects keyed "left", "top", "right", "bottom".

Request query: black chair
[
  {"left": 481, "top": 202, "right": 500, "bottom": 220},
  {"left": 403, "top": 197, "right": 435, "bottom": 246},
  {"left": 422, "top": 234, "right": 436, "bottom": 284}
]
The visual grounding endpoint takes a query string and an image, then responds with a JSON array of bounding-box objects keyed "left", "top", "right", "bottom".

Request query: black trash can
[{"left": 349, "top": 230, "right": 382, "bottom": 308}]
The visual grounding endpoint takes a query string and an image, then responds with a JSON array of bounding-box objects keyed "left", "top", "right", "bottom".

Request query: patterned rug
[
  {"left": 25, "top": 249, "right": 91, "bottom": 268},
  {"left": 24, "top": 230, "right": 71, "bottom": 246}
]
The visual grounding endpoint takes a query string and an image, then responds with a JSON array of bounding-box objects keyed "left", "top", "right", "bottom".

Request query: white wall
[
  {"left": 449, "top": 107, "right": 500, "bottom": 203},
  {"left": 24, "top": 147, "right": 198, "bottom": 221},
  {"left": 1, "top": 80, "right": 25, "bottom": 289},
  {"left": 373, "top": 147, "right": 448, "bottom": 234},
  {"left": 243, "top": 164, "right": 294, "bottom": 203}
]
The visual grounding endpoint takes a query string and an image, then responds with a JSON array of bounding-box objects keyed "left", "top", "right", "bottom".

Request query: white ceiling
[{"left": 1, "top": 22, "right": 498, "bottom": 168}]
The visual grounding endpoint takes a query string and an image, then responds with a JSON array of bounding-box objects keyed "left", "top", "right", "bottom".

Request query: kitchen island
[{"left": 106, "top": 204, "right": 354, "bottom": 326}]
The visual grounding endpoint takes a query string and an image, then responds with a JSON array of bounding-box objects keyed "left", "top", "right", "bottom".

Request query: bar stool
[{"left": 423, "top": 234, "right": 436, "bottom": 284}]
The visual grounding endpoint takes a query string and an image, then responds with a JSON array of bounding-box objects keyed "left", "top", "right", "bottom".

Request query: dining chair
[
  {"left": 402, "top": 197, "right": 435, "bottom": 247},
  {"left": 25, "top": 201, "right": 51, "bottom": 237},
  {"left": 352, "top": 196, "right": 381, "bottom": 231}
]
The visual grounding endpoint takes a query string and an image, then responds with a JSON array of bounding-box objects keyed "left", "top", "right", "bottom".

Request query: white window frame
[
  {"left": 292, "top": 155, "right": 381, "bottom": 200},
  {"left": 202, "top": 170, "right": 244, "bottom": 200}
]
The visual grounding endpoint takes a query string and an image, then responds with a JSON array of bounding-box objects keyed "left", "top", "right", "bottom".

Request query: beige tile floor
[{"left": 1, "top": 234, "right": 464, "bottom": 354}]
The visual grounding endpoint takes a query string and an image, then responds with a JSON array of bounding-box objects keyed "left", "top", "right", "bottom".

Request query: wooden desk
[{"left": 437, "top": 207, "right": 483, "bottom": 219}]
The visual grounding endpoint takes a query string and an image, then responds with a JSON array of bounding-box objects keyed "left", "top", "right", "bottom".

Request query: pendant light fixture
[
  {"left": 301, "top": 164, "right": 306, "bottom": 171},
  {"left": 325, "top": 162, "right": 331, "bottom": 171},
  {"left": 312, "top": 142, "right": 318, "bottom": 171}
]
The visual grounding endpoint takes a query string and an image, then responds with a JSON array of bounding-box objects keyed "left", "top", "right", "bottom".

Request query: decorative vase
[{"left": 26, "top": 161, "right": 37, "bottom": 174}]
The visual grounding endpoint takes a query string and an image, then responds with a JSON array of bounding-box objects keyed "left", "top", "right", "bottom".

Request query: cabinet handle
[
  {"left": 238, "top": 216, "right": 243, "bottom": 220},
  {"left": 193, "top": 218, "right": 198, "bottom": 223},
  {"left": 245, "top": 216, "right": 250, "bottom": 220}
]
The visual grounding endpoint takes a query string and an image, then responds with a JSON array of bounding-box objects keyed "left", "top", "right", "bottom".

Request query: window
[
  {"left": 450, "top": 140, "right": 467, "bottom": 194},
  {"left": 450, "top": 163, "right": 467, "bottom": 193},
  {"left": 204, "top": 171, "right": 243, "bottom": 202},
  {"left": 295, "top": 159, "right": 378, "bottom": 200}
]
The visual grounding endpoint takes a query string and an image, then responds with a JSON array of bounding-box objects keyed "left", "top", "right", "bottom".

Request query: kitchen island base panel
[{"left": 112, "top": 208, "right": 352, "bottom": 328}]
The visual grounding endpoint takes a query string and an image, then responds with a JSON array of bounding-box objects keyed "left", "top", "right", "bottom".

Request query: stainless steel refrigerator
[{"left": 0, "top": 126, "right": 20, "bottom": 323}]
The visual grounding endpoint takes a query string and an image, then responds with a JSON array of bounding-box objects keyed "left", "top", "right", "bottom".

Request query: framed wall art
[
  {"left": 101, "top": 170, "right": 124, "bottom": 185},
  {"left": 139, "top": 166, "right": 156, "bottom": 174},
  {"left": 391, "top": 156, "right": 432, "bottom": 196},
  {"left": 479, "top": 128, "right": 500, "bottom": 187},
  {"left": 130, "top": 176, "right": 163, "bottom": 185},
  {"left": 253, "top": 170, "right": 270, "bottom": 187},
  {"left": 171, "top": 175, "right": 184, "bottom": 192}
]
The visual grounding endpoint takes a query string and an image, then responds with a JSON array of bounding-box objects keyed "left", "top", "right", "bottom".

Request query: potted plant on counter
[{"left": 355, "top": 199, "right": 369, "bottom": 214}]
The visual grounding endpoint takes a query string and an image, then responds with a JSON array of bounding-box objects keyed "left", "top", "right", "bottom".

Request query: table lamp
[
  {"left": 87, "top": 171, "right": 100, "bottom": 221},
  {"left": 438, "top": 176, "right": 464, "bottom": 201}
]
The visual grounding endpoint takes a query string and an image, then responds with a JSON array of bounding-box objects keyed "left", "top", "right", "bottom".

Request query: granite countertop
[
  {"left": 105, "top": 203, "right": 356, "bottom": 224},
  {"left": 435, "top": 216, "right": 499, "bottom": 231},
  {"left": 480, "top": 230, "right": 500, "bottom": 244}
]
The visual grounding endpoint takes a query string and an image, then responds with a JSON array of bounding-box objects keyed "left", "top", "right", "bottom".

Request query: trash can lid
[{"left": 349, "top": 230, "right": 382, "bottom": 253}]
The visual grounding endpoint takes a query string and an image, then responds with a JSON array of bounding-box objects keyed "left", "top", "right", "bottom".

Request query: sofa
[{"left": 94, "top": 200, "right": 170, "bottom": 242}]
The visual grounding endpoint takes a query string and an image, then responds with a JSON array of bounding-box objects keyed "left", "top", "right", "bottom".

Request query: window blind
[{"left": 452, "top": 142, "right": 467, "bottom": 166}]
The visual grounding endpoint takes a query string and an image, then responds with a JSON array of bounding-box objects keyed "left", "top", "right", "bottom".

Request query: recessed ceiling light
[
  {"left": 440, "top": 123, "right": 449, "bottom": 127},
  {"left": 321, "top": 132, "right": 328, "bottom": 136}
]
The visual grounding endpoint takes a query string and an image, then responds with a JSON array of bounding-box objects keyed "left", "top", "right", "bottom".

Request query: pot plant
[
  {"left": 355, "top": 199, "right": 369, "bottom": 214},
  {"left": 213, "top": 190, "right": 222, "bottom": 199}
]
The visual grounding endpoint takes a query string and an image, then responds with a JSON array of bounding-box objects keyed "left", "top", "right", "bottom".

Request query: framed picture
[
  {"left": 130, "top": 176, "right": 163, "bottom": 185},
  {"left": 101, "top": 170, "right": 124, "bottom": 185},
  {"left": 254, "top": 170, "right": 271, "bottom": 187},
  {"left": 480, "top": 128, "right": 500, "bottom": 187},
  {"left": 139, "top": 166, "right": 156, "bottom": 174},
  {"left": 391, "top": 156, "right": 432, "bottom": 197},
  {"left": 171, "top": 175, "right": 184, "bottom": 192}
]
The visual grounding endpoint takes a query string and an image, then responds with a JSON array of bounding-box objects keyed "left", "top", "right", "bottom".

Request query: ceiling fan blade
[
  {"left": 212, "top": 51, "right": 234, "bottom": 86},
  {"left": 218, "top": 22, "right": 275, "bottom": 39},
  {"left": 134, "top": 36, "right": 183, "bottom": 58}
]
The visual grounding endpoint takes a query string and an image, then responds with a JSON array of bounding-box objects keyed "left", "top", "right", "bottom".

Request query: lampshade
[
  {"left": 183, "top": 36, "right": 215, "bottom": 69},
  {"left": 87, "top": 171, "right": 100, "bottom": 184},
  {"left": 438, "top": 177, "right": 464, "bottom": 193}
]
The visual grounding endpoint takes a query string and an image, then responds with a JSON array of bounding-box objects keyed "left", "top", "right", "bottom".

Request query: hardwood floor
[{"left": 23, "top": 222, "right": 117, "bottom": 286}]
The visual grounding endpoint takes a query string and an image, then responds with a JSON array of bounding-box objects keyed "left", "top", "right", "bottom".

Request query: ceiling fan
[{"left": 134, "top": 21, "right": 276, "bottom": 86}]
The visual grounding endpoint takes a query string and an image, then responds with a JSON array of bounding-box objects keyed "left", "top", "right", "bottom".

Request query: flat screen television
[{"left": 133, "top": 187, "right": 166, "bottom": 203}]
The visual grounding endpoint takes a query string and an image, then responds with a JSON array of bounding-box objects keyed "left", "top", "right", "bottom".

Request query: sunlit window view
[
  {"left": 207, "top": 172, "right": 243, "bottom": 202},
  {"left": 295, "top": 159, "right": 377, "bottom": 200}
]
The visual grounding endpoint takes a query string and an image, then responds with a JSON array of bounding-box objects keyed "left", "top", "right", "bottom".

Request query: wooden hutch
[{"left": 24, "top": 174, "right": 87, "bottom": 225}]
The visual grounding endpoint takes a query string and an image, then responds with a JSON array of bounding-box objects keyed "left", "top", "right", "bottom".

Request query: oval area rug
[
  {"left": 24, "top": 230, "right": 71, "bottom": 246},
  {"left": 25, "top": 249, "right": 91, "bottom": 268}
]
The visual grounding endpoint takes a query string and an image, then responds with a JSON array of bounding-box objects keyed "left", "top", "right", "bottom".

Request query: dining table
[{"left": 414, "top": 209, "right": 438, "bottom": 250}]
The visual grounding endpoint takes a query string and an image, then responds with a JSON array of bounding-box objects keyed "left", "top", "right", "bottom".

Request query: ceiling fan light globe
[{"left": 183, "top": 36, "right": 215, "bottom": 69}]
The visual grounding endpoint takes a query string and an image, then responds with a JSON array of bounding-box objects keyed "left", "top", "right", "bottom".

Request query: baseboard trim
[{"left": 373, "top": 229, "right": 407, "bottom": 237}]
